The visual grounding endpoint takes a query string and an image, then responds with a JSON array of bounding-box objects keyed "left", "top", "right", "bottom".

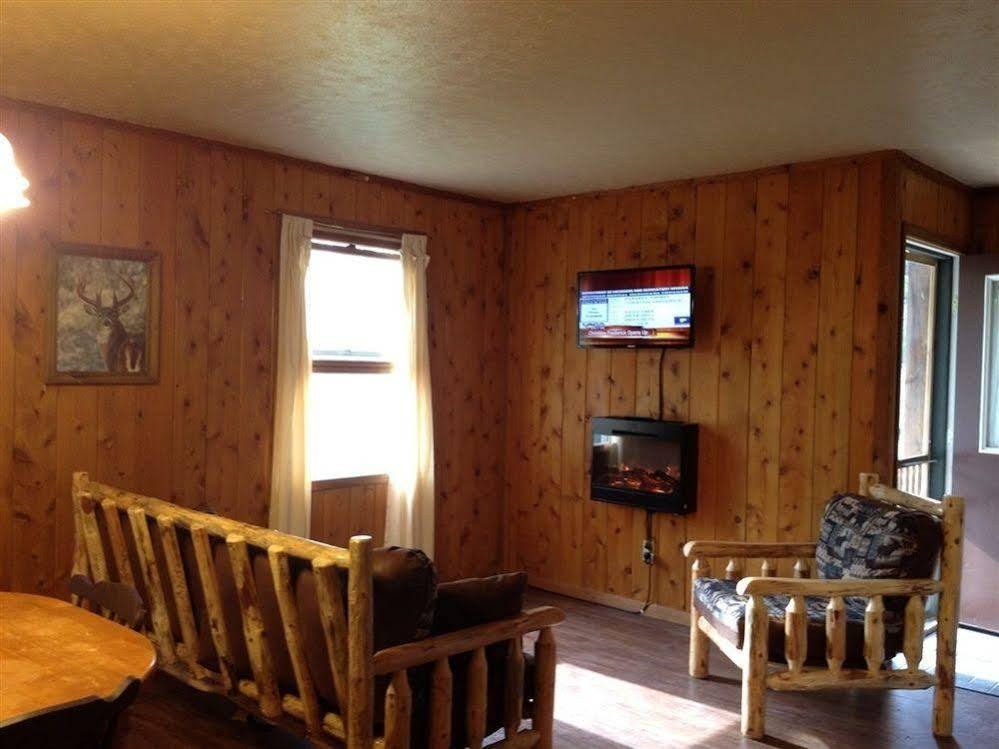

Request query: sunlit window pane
[
  {"left": 309, "top": 372, "right": 400, "bottom": 479},
  {"left": 898, "top": 258, "right": 937, "bottom": 461},
  {"left": 307, "top": 248, "right": 402, "bottom": 361},
  {"left": 306, "top": 245, "right": 403, "bottom": 480}
]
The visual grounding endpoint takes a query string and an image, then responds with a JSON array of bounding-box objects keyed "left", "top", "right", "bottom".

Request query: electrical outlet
[{"left": 641, "top": 538, "right": 655, "bottom": 565}]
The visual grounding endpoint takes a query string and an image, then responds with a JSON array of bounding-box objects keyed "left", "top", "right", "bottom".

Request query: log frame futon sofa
[{"left": 70, "top": 472, "right": 565, "bottom": 749}]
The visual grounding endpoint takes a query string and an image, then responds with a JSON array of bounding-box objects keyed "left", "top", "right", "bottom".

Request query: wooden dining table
[{"left": 0, "top": 592, "right": 157, "bottom": 724}]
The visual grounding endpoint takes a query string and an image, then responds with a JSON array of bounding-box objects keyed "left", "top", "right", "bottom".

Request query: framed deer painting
[{"left": 48, "top": 244, "right": 161, "bottom": 384}]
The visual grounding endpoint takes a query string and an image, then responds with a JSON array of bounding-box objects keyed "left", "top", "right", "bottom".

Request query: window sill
[{"left": 312, "top": 474, "right": 389, "bottom": 492}]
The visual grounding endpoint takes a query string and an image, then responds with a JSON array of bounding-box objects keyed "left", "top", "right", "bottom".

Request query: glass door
[{"left": 897, "top": 243, "right": 954, "bottom": 498}]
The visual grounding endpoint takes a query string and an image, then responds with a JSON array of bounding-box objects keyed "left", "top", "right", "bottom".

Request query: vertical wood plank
[
  {"left": 558, "top": 200, "right": 590, "bottom": 588},
  {"left": 716, "top": 176, "right": 756, "bottom": 548},
  {"left": 96, "top": 126, "right": 141, "bottom": 490},
  {"left": 581, "top": 195, "right": 614, "bottom": 591},
  {"left": 12, "top": 111, "right": 60, "bottom": 594},
  {"left": 172, "top": 142, "right": 211, "bottom": 507},
  {"left": 653, "top": 184, "right": 696, "bottom": 611},
  {"left": 812, "top": 164, "right": 858, "bottom": 534},
  {"left": 607, "top": 192, "right": 642, "bottom": 599},
  {"left": 205, "top": 148, "right": 243, "bottom": 519},
  {"left": 134, "top": 134, "right": 177, "bottom": 501},
  {"left": 901, "top": 168, "right": 939, "bottom": 233},
  {"left": 0, "top": 107, "right": 15, "bottom": 591},
  {"left": 302, "top": 167, "right": 331, "bottom": 217},
  {"left": 687, "top": 181, "right": 726, "bottom": 545},
  {"left": 540, "top": 202, "right": 568, "bottom": 583},
  {"left": 504, "top": 209, "right": 528, "bottom": 570},
  {"left": 777, "top": 168, "right": 824, "bottom": 569},
  {"left": 55, "top": 118, "right": 102, "bottom": 594},
  {"left": 746, "top": 172, "right": 788, "bottom": 572},
  {"left": 238, "top": 156, "right": 277, "bottom": 526},
  {"left": 849, "top": 160, "right": 882, "bottom": 482}
]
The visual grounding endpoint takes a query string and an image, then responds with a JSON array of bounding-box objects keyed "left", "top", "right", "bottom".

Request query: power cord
[
  {"left": 658, "top": 348, "right": 668, "bottom": 421},
  {"left": 640, "top": 509, "right": 655, "bottom": 613}
]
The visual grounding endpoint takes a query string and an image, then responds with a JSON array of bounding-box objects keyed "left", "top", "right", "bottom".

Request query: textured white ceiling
[{"left": 1, "top": 0, "right": 996, "bottom": 202}]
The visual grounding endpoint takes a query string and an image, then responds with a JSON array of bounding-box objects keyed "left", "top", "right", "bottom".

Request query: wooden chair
[
  {"left": 0, "top": 676, "right": 140, "bottom": 748},
  {"left": 70, "top": 574, "right": 146, "bottom": 630},
  {"left": 683, "top": 472, "right": 964, "bottom": 740}
]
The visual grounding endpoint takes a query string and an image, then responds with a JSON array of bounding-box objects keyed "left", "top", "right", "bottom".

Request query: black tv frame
[{"left": 576, "top": 263, "right": 696, "bottom": 349}]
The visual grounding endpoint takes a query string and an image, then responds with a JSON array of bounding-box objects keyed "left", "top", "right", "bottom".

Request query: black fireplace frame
[{"left": 590, "top": 416, "right": 698, "bottom": 514}]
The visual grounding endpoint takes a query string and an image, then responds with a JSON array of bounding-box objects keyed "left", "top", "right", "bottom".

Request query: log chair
[{"left": 683, "top": 472, "right": 963, "bottom": 740}]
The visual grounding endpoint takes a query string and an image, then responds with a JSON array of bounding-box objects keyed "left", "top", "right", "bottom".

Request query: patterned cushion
[
  {"left": 816, "top": 492, "right": 941, "bottom": 620},
  {"left": 692, "top": 577, "right": 904, "bottom": 666},
  {"left": 816, "top": 493, "right": 941, "bottom": 580}
]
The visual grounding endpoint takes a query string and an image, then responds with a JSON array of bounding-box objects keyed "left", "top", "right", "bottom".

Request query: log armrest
[
  {"left": 735, "top": 577, "right": 942, "bottom": 597},
  {"left": 682, "top": 541, "right": 818, "bottom": 559},
  {"left": 372, "top": 606, "right": 565, "bottom": 676}
]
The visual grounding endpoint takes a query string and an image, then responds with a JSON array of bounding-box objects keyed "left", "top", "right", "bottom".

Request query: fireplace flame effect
[{"left": 597, "top": 464, "right": 680, "bottom": 495}]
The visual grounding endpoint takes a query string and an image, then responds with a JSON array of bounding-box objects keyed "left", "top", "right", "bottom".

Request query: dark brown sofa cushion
[
  {"left": 400, "top": 572, "right": 532, "bottom": 748},
  {"left": 432, "top": 572, "right": 528, "bottom": 635},
  {"left": 184, "top": 541, "right": 436, "bottom": 712}
]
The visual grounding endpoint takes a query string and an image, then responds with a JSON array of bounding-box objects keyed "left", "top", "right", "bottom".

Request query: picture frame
[{"left": 47, "top": 243, "right": 161, "bottom": 384}]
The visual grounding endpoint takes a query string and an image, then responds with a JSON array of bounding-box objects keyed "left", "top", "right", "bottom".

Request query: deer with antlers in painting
[{"left": 76, "top": 274, "right": 146, "bottom": 373}]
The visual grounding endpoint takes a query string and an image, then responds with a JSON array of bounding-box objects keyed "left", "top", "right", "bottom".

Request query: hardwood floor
[{"left": 119, "top": 590, "right": 997, "bottom": 748}]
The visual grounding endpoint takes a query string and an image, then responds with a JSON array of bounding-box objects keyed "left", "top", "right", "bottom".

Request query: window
[
  {"left": 307, "top": 236, "right": 403, "bottom": 481},
  {"left": 898, "top": 254, "right": 937, "bottom": 464},
  {"left": 982, "top": 275, "right": 999, "bottom": 453}
]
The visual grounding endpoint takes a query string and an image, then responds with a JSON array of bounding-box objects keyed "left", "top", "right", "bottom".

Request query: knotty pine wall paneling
[
  {"left": 0, "top": 100, "right": 506, "bottom": 594},
  {"left": 504, "top": 153, "right": 933, "bottom": 613},
  {"left": 971, "top": 188, "right": 999, "bottom": 254},
  {"left": 900, "top": 160, "right": 973, "bottom": 249}
]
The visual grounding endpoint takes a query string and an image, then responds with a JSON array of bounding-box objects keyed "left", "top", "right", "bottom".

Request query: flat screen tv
[{"left": 577, "top": 264, "right": 694, "bottom": 348}]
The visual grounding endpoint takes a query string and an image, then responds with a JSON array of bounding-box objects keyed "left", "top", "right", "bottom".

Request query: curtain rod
[{"left": 264, "top": 209, "right": 426, "bottom": 240}]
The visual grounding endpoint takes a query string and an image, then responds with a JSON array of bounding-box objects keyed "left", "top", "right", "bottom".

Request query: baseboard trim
[
  {"left": 530, "top": 578, "right": 689, "bottom": 628},
  {"left": 641, "top": 603, "right": 690, "bottom": 627}
]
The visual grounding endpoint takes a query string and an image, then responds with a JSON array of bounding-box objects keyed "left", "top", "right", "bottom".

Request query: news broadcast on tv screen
[{"left": 578, "top": 265, "right": 693, "bottom": 348}]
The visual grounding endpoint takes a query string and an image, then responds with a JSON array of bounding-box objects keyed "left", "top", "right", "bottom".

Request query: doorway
[
  {"left": 896, "top": 241, "right": 954, "bottom": 498},
  {"left": 896, "top": 239, "right": 999, "bottom": 685}
]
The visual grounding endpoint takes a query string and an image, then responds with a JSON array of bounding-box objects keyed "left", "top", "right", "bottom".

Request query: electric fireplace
[{"left": 591, "top": 417, "right": 698, "bottom": 514}]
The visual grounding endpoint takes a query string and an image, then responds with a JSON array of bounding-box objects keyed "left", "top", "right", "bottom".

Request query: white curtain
[
  {"left": 269, "top": 215, "right": 314, "bottom": 536},
  {"left": 385, "top": 233, "right": 436, "bottom": 555}
]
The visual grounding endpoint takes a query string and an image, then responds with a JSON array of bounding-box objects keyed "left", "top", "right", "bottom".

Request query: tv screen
[{"left": 578, "top": 264, "right": 694, "bottom": 348}]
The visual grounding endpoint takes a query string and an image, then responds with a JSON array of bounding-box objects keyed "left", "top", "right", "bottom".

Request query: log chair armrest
[
  {"left": 736, "top": 577, "right": 941, "bottom": 597},
  {"left": 372, "top": 606, "right": 565, "bottom": 676},
  {"left": 682, "top": 541, "right": 818, "bottom": 559}
]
